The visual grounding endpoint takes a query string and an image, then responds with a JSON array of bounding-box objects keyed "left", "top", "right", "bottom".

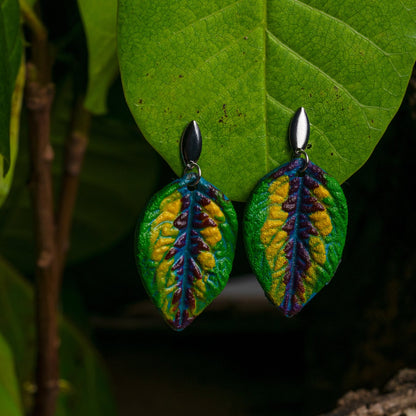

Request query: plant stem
[
  {"left": 56, "top": 98, "right": 91, "bottom": 280},
  {"left": 22, "top": 5, "right": 60, "bottom": 415},
  {"left": 25, "top": 64, "right": 59, "bottom": 416},
  {"left": 22, "top": 5, "right": 91, "bottom": 415},
  {"left": 19, "top": 0, "right": 51, "bottom": 85}
]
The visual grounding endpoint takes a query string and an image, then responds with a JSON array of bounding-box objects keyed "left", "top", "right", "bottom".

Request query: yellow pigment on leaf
[
  {"left": 260, "top": 176, "right": 292, "bottom": 306},
  {"left": 155, "top": 257, "right": 175, "bottom": 291},
  {"left": 270, "top": 268, "right": 287, "bottom": 305},
  {"left": 204, "top": 200, "right": 224, "bottom": 222},
  {"left": 197, "top": 251, "right": 216, "bottom": 271},
  {"left": 149, "top": 191, "right": 181, "bottom": 246},
  {"left": 269, "top": 205, "right": 289, "bottom": 222},
  {"left": 313, "top": 184, "right": 330, "bottom": 200},
  {"left": 200, "top": 226, "right": 222, "bottom": 248},
  {"left": 199, "top": 200, "right": 224, "bottom": 248},
  {"left": 269, "top": 176, "right": 290, "bottom": 202},
  {"left": 193, "top": 278, "right": 207, "bottom": 299},
  {"left": 151, "top": 237, "right": 175, "bottom": 262},
  {"left": 302, "top": 266, "right": 317, "bottom": 302},
  {"left": 261, "top": 176, "right": 289, "bottom": 253},
  {"left": 264, "top": 232, "right": 287, "bottom": 266},
  {"left": 309, "top": 210, "right": 332, "bottom": 237},
  {"left": 309, "top": 235, "right": 327, "bottom": 265},
  {"left": 154, "top": 192, "right": 182, "bottom": 226}
]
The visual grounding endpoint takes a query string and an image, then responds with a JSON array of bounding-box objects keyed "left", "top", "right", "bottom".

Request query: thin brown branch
[
  {"left": 56, "top": 98, "right": 91, "bottom": 280},
  {"left": 20, "top": 0, "right": 52, "bottom": 85},
  {"left": 22, "top": 3, "right": 91, "bottom": 415},
  {"left": 22, "top": 4, "right": 62, "bottom": 415},
  {"left": 25, "top": 64, "right": 59, "bottom": 416}
]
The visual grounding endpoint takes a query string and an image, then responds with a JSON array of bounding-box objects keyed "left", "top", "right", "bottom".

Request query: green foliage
[
  {"left": 78, "top": 0, "right": 118, "bottom": 114},
  {"left": 0, "top": 257, "right": 117, "bottom": 415},
  {"left": 0, "top": 61, "right": 23, "bottom": 207},
  {"left": 0, "top": 334, "right": 23, "bottom": 416},
  {"left": 0, "top": 0, "right": 22, "bottom": 172},
  {"left": 118, "top": 0, "right": 416, "bottom": 201},
  {"left": 0, "top": 78, "right": 159, "bottom": 272}
]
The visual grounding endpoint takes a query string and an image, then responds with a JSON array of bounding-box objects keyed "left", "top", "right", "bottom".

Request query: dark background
[{"left": 60, "top": 81, "right": 416, "bottom": 415}]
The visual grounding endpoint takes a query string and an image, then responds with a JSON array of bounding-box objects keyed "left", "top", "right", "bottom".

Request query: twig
[
  {"left": 21, "top": 5, "right": 60, "bottom": 415},
  {"left": 25, "top": 64, "right": 59, "bottom": 416},
  {"left": 22, "top": 5, "right": 92, "bottom": 414},
  {"left": 56, "top": 97, "right": 91, "bottom": 280},
  {"left": 19, "top": 0, "right": 51, "bottom": 85}
]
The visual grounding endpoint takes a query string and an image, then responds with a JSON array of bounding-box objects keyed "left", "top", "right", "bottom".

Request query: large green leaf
[
  {"left": 118, "top": 0, "right": 416, "bottom": 201},
  {"left": 0, "top": 0, "right": 22, "bottom": 171},
  {"left": 0, "top": 257, "right": 117, "bottom": 416},
  {"left": 78, "top": 0, "right": 118, "bottom": 114},
  {"left": 0, "top": 334, "right": 23, "bottom": 416},
  {"left": 0, "top": 78, "right": 159, "bottom": 272}
]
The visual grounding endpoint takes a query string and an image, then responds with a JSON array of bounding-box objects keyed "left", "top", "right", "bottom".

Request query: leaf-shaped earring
[
  {"left": 135, "top": 121, "right": 238, "bottom": 331},
  {"left": 244, "top": 108, "right": 348, "bottom": 317}
]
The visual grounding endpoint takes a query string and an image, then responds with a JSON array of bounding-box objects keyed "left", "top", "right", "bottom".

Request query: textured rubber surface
[
  {"left": 136, "top": 175, "right": 238, "bottom": 330},
  {"left": 244, "top": 158, "right": 348, "bottom": 317}
]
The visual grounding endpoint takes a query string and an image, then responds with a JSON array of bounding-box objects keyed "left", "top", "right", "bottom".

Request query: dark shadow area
[{"left": 63, "top": 90, "right": 416, "bottom": 415}]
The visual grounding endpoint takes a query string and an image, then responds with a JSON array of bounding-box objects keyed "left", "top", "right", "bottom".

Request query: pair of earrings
[{"left": 135, "top": 108, "right": 348, "bottom": 331}]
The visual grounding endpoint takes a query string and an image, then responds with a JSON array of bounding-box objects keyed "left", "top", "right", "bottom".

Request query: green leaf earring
[
  {"left": 244, "top": 108, "right": 348, "bottom": 317},
  {"left": 135, "top": 121, "right": 238, "bottom": 331}
]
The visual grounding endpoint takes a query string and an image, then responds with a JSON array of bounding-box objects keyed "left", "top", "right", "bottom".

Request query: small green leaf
[
  {"left": 118, "top": 0, "right": 416, "bottom": 201},
  {"left": 0, "top": 0, "right": 23, "bottom": 171},
  {"left": 0, "top": 60, "right": 24, "bottom": 208},
  {"left": 0, "top": 78, "right": 159, "bottom": 272},
  {"left": 78, "top": 0, "right": 118, "bottom": 114},
  {"left": 20, "top": 0, "right": 37, "bottom": 8},
  {"left": 0, "top": 257, "right": 117, "bottom": 416},
  {"left": 0, "top": 334, "right": 23, "bottom": 416}
]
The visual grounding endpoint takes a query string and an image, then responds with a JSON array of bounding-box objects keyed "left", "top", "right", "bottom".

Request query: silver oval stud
[{"left": 289, "top": 107, "right": 310, "bottom": 153}]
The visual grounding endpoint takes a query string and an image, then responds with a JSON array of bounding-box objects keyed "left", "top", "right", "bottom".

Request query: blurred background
[
  {"left": 61, "top": 81, "right": 416, "bottom": 415},
  {"left": 1, "top": 1, "right": 415, "bottom": 415},
  {"left": 74, "top": 92, "right": 416, "bottom": 415}
]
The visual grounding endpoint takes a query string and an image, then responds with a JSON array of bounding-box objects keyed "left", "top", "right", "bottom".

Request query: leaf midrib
[{"left": 263, "top": 0, "right": 269, "bottom": 172}]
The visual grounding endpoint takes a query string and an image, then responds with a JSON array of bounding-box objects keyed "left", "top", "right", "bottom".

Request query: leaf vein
[
  {"left": 291, "top": 0, "right": 397, "bottom": 57},
  {"left": 180, "top": 57, "right": 263, "bottom": 117},
  {"left": 267, "top": 30, "right": 375, "bottom": 110},
  {"left": 167, "top": 24, "right": 262, "bottom": 88},
  {"left": 266, "top": 94, "right": 353, "bottom": 163},
  {"left": 291, "top": 0, "right": 411, "bottom": 77},
  {"left": 159, "top": 0, "right": 246, "bottom": 47},
  {"left": 266, "top": 29, "right": 395, "bottom": 134}
]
